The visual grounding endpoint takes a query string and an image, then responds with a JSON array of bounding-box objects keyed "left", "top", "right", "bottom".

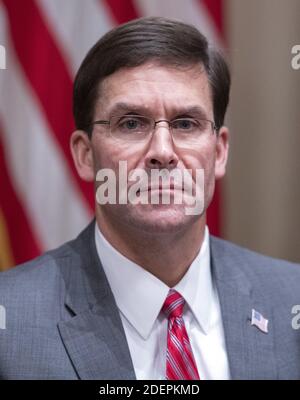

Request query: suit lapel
[
  {"left": 210, "top": 236, "right": 277, "bottom": 379},
  {"left": 58, "top": 300, "right": 136, "bottom": 380},
  {"left": 57, "top": 220, "right": 136, "bottom": 380}
]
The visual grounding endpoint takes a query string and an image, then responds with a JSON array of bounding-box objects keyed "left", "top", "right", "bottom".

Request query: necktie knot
[{"left": 162, "top": 289, "right": 185, "bottom": 319}]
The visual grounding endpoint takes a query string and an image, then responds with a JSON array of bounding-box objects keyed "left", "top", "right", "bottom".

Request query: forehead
[{"left": 96, "top": 63, "right": 213, "bottom": 117}]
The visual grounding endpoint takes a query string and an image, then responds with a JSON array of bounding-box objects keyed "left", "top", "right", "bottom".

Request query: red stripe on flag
[
  {"left": 207, "top": 182, "right": 221, "bottom": 236},
  {"left": 199, "top": 0, "right": 224, "bottom": 236},
  {"left": 2, "top": 0, "right": 94, "bottom": 210},
  {"left": 0, "top": 131, "right": 41, "bottom": 267},
  {"left": 102, "top": 0, "right": 139, "bottom": 24},
  {"left": 200, "top": 0, "right": 224, "bottom": 37}
]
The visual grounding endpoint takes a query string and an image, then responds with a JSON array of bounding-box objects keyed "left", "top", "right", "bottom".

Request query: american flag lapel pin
[{"left": 251, "top": 309, "right": 269, "bottom": 333}]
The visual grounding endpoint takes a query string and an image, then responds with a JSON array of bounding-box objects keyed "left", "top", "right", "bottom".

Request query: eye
[
  {"left": 120, "top": 117, "right": 139, "bottom": 130},
  {"left": 116, "top": 116, "right": 149, "bottom": 133},
  {"left": 172, "top": 118, "right": 198, "bottom": 131}
]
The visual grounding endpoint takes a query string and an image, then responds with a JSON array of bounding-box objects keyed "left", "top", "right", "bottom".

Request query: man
[{"left": 0, "top": 17, "right": 300, "bottom": 380}]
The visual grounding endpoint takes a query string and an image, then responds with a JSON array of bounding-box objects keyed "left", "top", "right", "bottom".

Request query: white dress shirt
[{"left": 95, "top": 224, "right": 230, "bottom": 380}]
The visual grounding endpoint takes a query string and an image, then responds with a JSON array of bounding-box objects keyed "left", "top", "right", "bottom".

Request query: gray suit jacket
[{"left": 1, "top": 220, "right": 300, "bottom": 379}]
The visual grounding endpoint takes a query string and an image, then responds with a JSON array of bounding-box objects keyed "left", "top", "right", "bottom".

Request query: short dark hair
[{"left": 73, "top": 17, "right": 230, "bottom": 136}]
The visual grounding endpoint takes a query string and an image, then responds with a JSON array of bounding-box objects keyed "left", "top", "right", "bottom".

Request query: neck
[{"left": 95, "top": 208, "right": 206, "bottom": 287}]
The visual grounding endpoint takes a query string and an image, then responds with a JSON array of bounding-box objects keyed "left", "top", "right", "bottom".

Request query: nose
[{"left": 144, "top": 122, "right": 179, "bottom": 170}]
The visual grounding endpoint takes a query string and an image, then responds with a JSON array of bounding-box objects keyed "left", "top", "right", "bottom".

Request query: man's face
[{"left": 74, "top": 62, "right": 229, "bottom": 234}]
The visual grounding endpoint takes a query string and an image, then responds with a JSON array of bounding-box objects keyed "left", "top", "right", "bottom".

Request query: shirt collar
[{"left": 95, "top": 224, "right": 213, "bottom": 339}]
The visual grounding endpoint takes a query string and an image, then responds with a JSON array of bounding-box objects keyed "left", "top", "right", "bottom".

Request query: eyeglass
[{"left": 89, "top": 115, "right": 218, "bottom": 144}]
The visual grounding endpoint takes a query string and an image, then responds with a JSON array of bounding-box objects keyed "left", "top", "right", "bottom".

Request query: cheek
[
  {"left": 92, "top": 138, "right": 145, "bottom": 174},
  {"left": 180, "top": 140, "right": 216, "bottom": 178}
]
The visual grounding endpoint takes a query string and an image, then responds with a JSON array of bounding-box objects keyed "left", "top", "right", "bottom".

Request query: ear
[
  {"left": 70, "top": 130, "right": 94, "bottom": 182},
  {"left": 214, "top": 126, "right": 229, "bottom": 180}
]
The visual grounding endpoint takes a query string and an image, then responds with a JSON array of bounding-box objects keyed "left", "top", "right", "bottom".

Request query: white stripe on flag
[
  {"left": 134, "top": 0, "right": 223, "bottom": 48},
  {"left": 0, "top": 4, "right": 91, "bottom": 251},
  {"left": 37, "top": 0, "right": 115, "bottom": 76}
]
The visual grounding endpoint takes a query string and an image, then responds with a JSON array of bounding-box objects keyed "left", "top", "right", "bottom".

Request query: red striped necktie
[{"left": 162, "top": 289, "right": 200, "bottom": 380}]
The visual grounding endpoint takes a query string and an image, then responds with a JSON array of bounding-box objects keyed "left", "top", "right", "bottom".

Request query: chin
[{"left": 123, "top": 204, "right": 200, "bottom": 234}]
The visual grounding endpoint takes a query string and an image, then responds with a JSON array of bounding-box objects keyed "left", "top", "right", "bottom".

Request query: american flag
[
  {"left": 251, "top": 309, "right": 269, "bottom": 333},
  {"left": 0, "top": 0, "right": 224, "bottom": 270}
]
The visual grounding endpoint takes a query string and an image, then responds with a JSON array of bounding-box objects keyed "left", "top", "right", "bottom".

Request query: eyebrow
[
  {"left": 173, "top": 106, "right": 209, "bottom": 120},
  {"left": 107, "top": 102, "right": 210, "bottom": 120},
  {"left": 108, "top": 102, "right": 150, "bottom": 117}
]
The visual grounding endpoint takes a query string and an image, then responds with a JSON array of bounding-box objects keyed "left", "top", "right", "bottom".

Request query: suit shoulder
[
  {"left": 0, "top": 240, "right": 73, "bottom": 297},
  {"left": 0, "top": 220, "right": 94, "bottom": 306},
  {"left": 210, "top": 235, "right": 300, "bottom": 271}
]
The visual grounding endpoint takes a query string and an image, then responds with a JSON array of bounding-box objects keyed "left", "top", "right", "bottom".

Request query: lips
[
  {"left": 149, "top": 184, "right": 171, "bottom": 190},
  {"left": 145, "top": 183, "right": 184, "bottom": 191}
]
